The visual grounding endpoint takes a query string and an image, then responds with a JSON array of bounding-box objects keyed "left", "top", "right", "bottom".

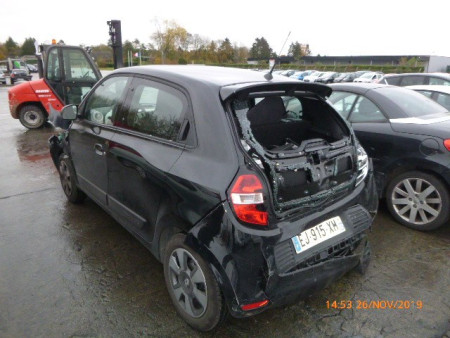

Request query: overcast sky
[{"left": 1, "top": 0, "right": 449, "bottom": 57}]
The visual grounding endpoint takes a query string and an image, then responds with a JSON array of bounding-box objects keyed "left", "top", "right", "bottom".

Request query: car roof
[
  {"left": 405, "top": 85, "right": 450, "bottom": 94},
  {"left": 329, "top": 82, "right": 389, "bottom": 95},
  {"left": 112, "top": 65, "right": 292, "bottom": 87},
  {"left": 111, "top": 65, "right": 332, "bottom": 99}
]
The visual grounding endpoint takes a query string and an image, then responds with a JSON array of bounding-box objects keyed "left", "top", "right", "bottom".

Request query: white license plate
[{"left": 291, "top": 216, "right": 346, "bottom": 254}]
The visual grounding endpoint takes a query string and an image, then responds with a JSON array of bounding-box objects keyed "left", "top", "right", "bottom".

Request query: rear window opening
[
  {"left": 234, "top": 95, "right": 348, "bottom": 155},
  {"left": 230, "top": 93, "right": 358, "bottom": 213}
]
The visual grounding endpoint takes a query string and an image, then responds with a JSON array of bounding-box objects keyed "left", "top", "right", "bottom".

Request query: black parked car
[
  {"left": 10, "top": 68, "right": 32, "bottom": 83},
  {"left": 329, "top": 83, "right": 450, "bottom": 231},
  {"left": 50, "top": 66, "right": 377, "bottom": 331},
  {"left": 26, "top": 63, "right": 38, "bottom": 73},
  {"left": 334, "top": 72, "right": 357, "bottom": 83},
  {"left": 315, "top": 72, "right": 341, "bottom": 84}
]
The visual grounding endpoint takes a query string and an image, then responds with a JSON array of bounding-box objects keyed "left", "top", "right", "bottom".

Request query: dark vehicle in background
[
  {"left": 315, "top": 72, "right": 341, "bottom": 84},
  {"left": 334, "top": 72, "right": 358, "bottom": 83},
  {"left": 1, "top": 58, "right": 32, "bottom": 84},
  {"left": 407, "top": 85, "right": 450, "bottom": 111},
  {"left": 378, "top": 73, "right": 450, "bottom": 86},
  {"left": 10, "top": 68, "right": 32, "bottom": 84},
  {"left": 26, "top": 64, "right": 38, "bottom": 73},
  {"left": 50, "top": 66, "right": 377, "bottom": 331},
  {"left": 280, "top": 69, "right": 296, "bottom": 77},
  {"left": 329, "top": 83, "right": 450, "bottom": 231}
]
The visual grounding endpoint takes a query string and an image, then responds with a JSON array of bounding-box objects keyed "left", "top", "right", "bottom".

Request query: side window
[
  {"left": 62, "top": 48, "right": 97, "bottom": 81},
  {"left": 400, "top": 76, "right": 425, "bottom": 86},
  {"left": 417, "top": 90, "right": 433, "bottom": 98},
  {"left": 328, "top": 91, "right": 358, "bottom": 119},
  {"left": 122, "top": 79, "right": 187, "bottom": 141},
  {"left": 435, "top": 93, "right": 450, "bottom": 110},
  {"left": 349, "top": 96, "right": 386, "bottom": 122},
  {"left": 46, "top": 48, "right": 61, "bottom": 81},
  {"left": 429, "top": 77, "right": 450, "bottom": 86},
  {"left": 385, "top": 76, "right": 401, "bottom": 86},
  {"left": 84, "top": 76, "right": 130, "bottom": 125}
]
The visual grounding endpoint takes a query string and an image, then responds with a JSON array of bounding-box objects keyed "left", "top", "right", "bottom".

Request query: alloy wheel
[
  {"left": 168, "top": 248, "right": 208, "bottom": 318},
  {"left": 391, "top": 177, "right": 442, "bottom": 225}
]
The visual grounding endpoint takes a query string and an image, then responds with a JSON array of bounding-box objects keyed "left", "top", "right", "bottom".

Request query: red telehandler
[{"left": 8, "top": 20, "right": 123, "bottom": 129}]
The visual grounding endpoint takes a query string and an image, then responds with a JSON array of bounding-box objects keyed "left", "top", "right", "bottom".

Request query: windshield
[{"left": 377, "top": 87, "right": 449, "bottom": 117}]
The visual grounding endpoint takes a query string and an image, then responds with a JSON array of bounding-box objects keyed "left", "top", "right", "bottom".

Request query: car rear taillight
[
  {"left": 230, "top": 174, "right": 268, "bottom": 226},
  {"left": 444, "top": 139, "right": 450, "bottom": 151}
]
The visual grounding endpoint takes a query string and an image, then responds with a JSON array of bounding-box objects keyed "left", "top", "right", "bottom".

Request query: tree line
[
  {"left": 0, "top": 20, "right": 311, "bottom": 67},
  {"left": 0, "top": 37, "right": 36, "bottom": 59}
]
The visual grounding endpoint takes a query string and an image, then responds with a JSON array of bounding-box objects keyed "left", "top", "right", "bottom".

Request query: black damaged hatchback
[{"left": 49, "top": 66, "right": 378, "bottom": 331}]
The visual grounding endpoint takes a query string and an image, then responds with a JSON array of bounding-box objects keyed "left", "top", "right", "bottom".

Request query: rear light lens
[
  {"left": 444, "top": 139, "right": 450, "bottom": 151},
  {"left": 230, "top": 174, "right": 268, "bottom": 226},
  {"left": 241, "top": 299, "right": 269, "bottom": 311}
]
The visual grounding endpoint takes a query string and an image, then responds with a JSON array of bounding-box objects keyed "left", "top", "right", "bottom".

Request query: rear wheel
[
  {"left": 163, "top": 234, "right": 227, "bottom": 331},
  {"left": 19, "top": 105, "right": 46, "bottom": 129},
  {"left": 386, "top": 171, "right": 449, "bottom": 231},
  {"left": 59, "top": 154, "right": 86, "bottom": 203}
]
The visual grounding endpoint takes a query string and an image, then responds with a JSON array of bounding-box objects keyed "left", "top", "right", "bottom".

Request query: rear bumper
[
  {"left": 188, "top": 169, "right": 378, "bottom": 318},
  {"left": 266, "top": 235, "right": 369, "bottom": 307}
]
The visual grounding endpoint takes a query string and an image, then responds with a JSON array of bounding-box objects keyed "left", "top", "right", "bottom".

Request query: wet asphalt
[{"left": 0, "top": 82, "right": 449, "bottom": 338}]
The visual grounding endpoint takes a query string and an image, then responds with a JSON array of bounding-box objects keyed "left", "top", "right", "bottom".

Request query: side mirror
[{"left": 61, "top": 105, "right": 78, "bottom": 120}]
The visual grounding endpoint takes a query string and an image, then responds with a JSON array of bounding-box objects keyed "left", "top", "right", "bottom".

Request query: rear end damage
[
  {"left": 188, "top": 176, "right": 377, "bottom": 318},
  {"left": 190, "top": 84, "right": 378, "bottom": 316},
  {"left": 230, "top": 90, "right": 368, "bottom": 215}
]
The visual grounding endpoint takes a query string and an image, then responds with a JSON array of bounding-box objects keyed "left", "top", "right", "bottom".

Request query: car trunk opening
[{"left": 229, "top": 91, "right": 359, "bottom": 214}]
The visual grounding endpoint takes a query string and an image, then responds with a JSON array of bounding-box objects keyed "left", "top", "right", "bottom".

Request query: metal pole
[{"left": 107, "top": 20, "right": 123, "bottom": 69}]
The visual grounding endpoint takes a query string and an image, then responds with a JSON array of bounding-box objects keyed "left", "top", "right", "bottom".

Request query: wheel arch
[
  {"left": 381, "top": 158, "right": 450, "bottom": 198},
  {"left": 184, "top": 230, "right": 239, "bottom": 316},
  {"left": 156, "top": 204, "right": 240, "bottom": 315}
]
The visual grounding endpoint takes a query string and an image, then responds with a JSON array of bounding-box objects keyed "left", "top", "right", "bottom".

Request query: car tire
[
  {"left": 386, "top": 171, "right": 449, "bottom": 231},
  {"left": 19, "top": 105, "right": 46, "bottom": 129},
  {"left": 58, "top": 154, "right": 86, "bottom": 203},
  {"left": 163, "top": 233, "right": 227, "bottom": 331}
]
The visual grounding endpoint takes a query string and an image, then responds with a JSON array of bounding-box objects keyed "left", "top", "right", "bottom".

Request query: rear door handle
[{"left": 94, "top": 143, "right": 105, "bottom": 156}]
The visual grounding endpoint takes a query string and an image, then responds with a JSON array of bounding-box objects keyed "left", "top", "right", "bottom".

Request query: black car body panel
[
  {"left": 50, "top": 66, "right": 377, "bottom": 321},
  {"left": 328, "top": 83, "right": 450, "bottom": 196}
]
